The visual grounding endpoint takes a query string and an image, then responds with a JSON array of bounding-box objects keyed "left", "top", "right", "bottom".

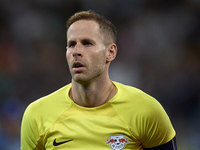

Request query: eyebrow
[
  {"left": 82, "top": 38, "right": 95, "bottom": 44},
  {"left": 68, "top": 38, "right": 96, "bottom": 46}
]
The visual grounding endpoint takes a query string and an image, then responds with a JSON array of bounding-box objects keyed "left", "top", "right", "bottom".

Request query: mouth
[
  {"left": 72, "top": 62, "right": 85, "bottom": 72},
  {"left": 73, "top": 62, "right": 84, "bottom": 68}
]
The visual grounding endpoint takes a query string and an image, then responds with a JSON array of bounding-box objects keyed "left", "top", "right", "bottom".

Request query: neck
[{"left": 69, "top": 77, "right": 116, "bottom": 107}]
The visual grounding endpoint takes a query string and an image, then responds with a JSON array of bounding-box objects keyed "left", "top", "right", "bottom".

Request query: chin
[
  {"left": 72, "top": 76, "right": 89, "bottom": 85},
  {"left": 72, "top": 72, "right": 102, "bottom": 85}
]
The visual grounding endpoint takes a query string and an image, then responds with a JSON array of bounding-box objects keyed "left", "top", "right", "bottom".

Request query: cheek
[
  {"left": 66, "top": 50, "right": 71, "bottom": 61},
  {"left": 92, "top": 52, "right": 106, "bottom": 67}
]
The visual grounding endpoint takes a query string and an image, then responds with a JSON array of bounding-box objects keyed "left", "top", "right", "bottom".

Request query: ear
[{"left": 106, "top": 43, "right": 117, "bottom": 63}]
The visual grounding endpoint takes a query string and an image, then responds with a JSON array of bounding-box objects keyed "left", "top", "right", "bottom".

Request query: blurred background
[{"left": 0, "top": 0, "right": 200, "bottom": 149}]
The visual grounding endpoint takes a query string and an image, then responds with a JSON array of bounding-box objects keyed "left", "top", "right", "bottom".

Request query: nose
[{"left": 73, "top": 44, "right": 82, "bottom": 57}]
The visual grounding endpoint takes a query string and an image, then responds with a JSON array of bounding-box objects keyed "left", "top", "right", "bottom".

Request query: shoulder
[
  {"left": 112, "top": 81, "right": 170, "bottom": 121},
  {"left": 21, "top": 84, "right": 73, "bottom": 149},
  {"left": 111, "top": 81, "right": 175, "bottom": 147},
  {"left": 22, "top": 84, "right": 73, "bottom": 128},
  {"left": 27, "top": 84, "right": 71, "bottom": 112},
  {"left": 112, "top": 81, "right": 159, "bottom": 108}
]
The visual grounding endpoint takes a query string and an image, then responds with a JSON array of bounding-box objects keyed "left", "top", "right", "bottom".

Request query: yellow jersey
[{"left": 21, "top": 81, "right": 175, "bottom": 150}]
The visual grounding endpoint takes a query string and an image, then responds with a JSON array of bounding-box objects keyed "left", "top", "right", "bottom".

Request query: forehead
[{"left": 67, "top": 20, "right": 101, "bottom": 40}]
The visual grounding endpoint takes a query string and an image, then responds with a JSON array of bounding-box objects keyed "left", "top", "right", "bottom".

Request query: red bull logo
[{"left": 105, "top": 135, "right": 129, "bottom": 150}]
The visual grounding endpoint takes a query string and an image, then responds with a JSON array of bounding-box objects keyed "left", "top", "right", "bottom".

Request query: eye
[
  {"left": 68, "top": 42, "right": 76, "bottom": 48},
  {"left": 83, "top": 40, "right": 93, "bottom": 46}
]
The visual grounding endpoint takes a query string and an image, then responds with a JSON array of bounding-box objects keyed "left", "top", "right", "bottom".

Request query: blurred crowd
[{"left": 0, "top": 0, "right": 200, "bottom": 149}]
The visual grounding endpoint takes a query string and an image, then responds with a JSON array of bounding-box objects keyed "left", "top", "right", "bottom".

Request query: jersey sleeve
[
  {"left": 139, "top": 99, "right": 176, "bottom": 148},
  {"left": 111, "top": 82, "right": 176, "bottom": 148},
  {"left": 21, "top": 103, "right": 44, "bottom": 150}
]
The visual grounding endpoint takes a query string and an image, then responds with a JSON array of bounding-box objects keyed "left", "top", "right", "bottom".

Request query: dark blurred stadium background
[{"left": 0, "top": 0, "right": 200, "bottom": 149}]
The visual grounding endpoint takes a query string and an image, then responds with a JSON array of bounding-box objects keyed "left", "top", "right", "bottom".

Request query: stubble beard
[
  {"left": 72, "top": 66, "right": 105, "bottom": 86},
  {"left": 71, "top": 58, "right": 106, "bottom": 86}
]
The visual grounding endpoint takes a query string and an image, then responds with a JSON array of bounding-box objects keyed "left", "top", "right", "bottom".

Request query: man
[{"left": 21, "top": 10, "right": 177, "bottom": 150}]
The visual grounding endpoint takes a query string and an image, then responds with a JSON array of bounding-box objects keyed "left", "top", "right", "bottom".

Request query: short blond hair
[{"left": 66, "top": 10, "right": 117, "bottom": 45}]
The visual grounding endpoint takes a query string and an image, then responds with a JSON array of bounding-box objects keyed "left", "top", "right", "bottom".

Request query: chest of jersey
[{"left": 43, "top": 103, "right": 142, "bottom": 150}]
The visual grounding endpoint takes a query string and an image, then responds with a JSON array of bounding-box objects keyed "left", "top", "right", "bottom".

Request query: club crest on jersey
[{"left": 105, "top": 135, "right": 129, "bottom": 150}]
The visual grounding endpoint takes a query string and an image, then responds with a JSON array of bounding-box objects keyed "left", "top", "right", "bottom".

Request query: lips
[
  {"left": 73, "top": 62, "right": 84, "bottom": 68},
  {"left": 72, "top": 61, "right": 85, "bottom": 72}
]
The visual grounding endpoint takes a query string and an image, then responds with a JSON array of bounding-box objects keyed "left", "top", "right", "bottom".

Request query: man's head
[
  {"left": 66, "top": 11, "right": 117, "bottom": 85},
  {"left": 66, "top": 10, "right": 117, "bottom": 46}
]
